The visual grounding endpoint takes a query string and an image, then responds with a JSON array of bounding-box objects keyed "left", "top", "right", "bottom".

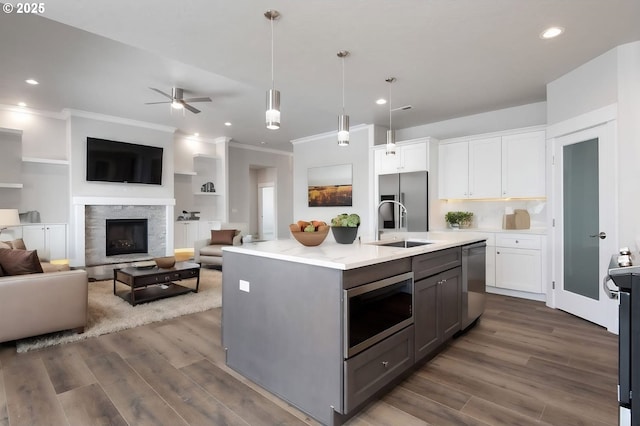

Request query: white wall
[
  {"left": 0, "top": 109, "right": 67, "bottom": 159},
  {"left": 228, "top": 144, "right": 293, "bottom": 239},
  {"left": 396, "top": 102, "right": 547, "bottom": 142},
  {"left": 292, "top": 125, "right": 373, "bottom": 241}
]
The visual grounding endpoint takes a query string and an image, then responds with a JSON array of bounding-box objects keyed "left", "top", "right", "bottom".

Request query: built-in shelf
[
  {"left": 0, "top": 183, "right": 23, "bottom": 188},
  {"left": 174, "top": 171, "right": 197, "bottom": 176},
  {"left": 193, "top": 153, "right": 218, "bottom": 160},
  {"left": 193, "top": 192, "right": 223, "bottom": 196},
  {"left": 22, "top": 157, "right": 70, "bottom": 165}
]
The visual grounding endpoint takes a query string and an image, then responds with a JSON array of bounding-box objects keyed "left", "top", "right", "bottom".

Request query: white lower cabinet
[
  {"left": 22, "top": 224, "right": 67, "bottom": 261},
  {"left": 174, "top": 221, "right": 199, "bottom": 249},
  {"left": 494, "top": 234, "right": 543, "bottom": 293}
]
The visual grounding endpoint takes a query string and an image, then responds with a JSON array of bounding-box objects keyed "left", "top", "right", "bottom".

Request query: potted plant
[
  {"left": 330, "top": 213, "right": 360, "bottom": 244},
  {"left": 445, "top": 211, "right": 473, "bottom": 229}
]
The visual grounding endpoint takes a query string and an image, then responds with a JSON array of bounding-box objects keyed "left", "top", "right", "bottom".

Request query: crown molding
[
  {"left": 229, "top": 141, "right": 293, "bottom": 156},
  {"left": 0, "top": 104, "right": 67, "bottom": 120},
  {"left": 62, "top": 109, "right": 176, "bottom": 133},
  {"left": 290, "top": 123, "right": 371, "bottom": 145}
]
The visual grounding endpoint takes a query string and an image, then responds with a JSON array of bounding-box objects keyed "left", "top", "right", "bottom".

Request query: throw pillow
[
  {"left": 9, "top": 238, "right": 26, "bottom": 250},
  {"left": 0, "top": 248, "right": 44, "bottom": 275},
  {"left": 0, "top": 241, "right": 11, "bottom": 249},
  {"left": 210, "top": 229, "right": 237, "bottom": 245}
]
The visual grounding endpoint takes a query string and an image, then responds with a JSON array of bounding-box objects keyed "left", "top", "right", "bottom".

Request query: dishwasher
[{"left": 461, "top": 241, "right": 487, "bottom": 330}]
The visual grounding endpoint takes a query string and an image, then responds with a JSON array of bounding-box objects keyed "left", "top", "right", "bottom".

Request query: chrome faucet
[{"left": 375, "top": 200, "right": 408, "bottom": 241}]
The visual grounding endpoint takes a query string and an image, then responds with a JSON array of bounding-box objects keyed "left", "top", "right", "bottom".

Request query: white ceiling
[{"left": 1, "top": 0, "right": 639, "bottom": 151}]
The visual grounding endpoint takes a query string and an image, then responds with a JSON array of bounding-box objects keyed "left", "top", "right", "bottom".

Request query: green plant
[
  {"left": 445, "top": 211, "right": 473, "bottom": 227},
  {"left": 331, "top": 213, "right": 360, "bottom": 227}
]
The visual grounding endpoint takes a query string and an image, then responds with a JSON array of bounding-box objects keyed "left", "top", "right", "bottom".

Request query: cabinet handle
[
  {"left": 381, "top": 361, "right": 389, "bottom": 368},
  {"left": 441, "top": 279, "right": 447, "bottom": 284},
  {"left": 515, "top": 240, "right": 519, "bottom": 244}
]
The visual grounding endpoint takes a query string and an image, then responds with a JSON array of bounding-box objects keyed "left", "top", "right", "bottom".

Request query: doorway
[
  {"left": 552, "top": 122, "right": 617, "bottom": 331},
  {"left": 258, "top": 183, "right": 276, "bottom": 240}
]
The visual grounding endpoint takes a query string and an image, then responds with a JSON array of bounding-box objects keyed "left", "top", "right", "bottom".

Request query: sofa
[
  {"left": 194, "top": 222, "right": 249, "bottom": 268},
  {"left": 0, "top": 239, "right": 88, "bottom": 343}
]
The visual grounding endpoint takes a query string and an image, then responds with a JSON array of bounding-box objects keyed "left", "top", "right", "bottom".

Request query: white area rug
[{"left": 16, "top": 267, "right": 222, "bottom": 353}]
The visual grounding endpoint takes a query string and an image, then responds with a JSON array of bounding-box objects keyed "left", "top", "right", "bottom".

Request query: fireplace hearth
[{"left": 106, "top": 218, "right": 148, "bottom": 256}]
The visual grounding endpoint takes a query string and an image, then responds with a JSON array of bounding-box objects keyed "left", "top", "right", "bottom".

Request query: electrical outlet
[{"left": 239, "top": 279, "right": 250, "bottom": 292}]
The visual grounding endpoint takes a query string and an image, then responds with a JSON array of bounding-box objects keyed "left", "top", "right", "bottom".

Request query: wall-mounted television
[{"left": 86, "top": 137, "right": 163, "bottom": 185}]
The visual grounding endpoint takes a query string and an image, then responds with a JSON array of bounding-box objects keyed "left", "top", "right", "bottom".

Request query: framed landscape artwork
[{"left": 308, "top": 164, "right": 353, "bottom": 207}]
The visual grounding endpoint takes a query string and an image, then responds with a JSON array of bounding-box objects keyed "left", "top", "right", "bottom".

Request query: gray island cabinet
[{"left": 222, "top": 235, "right": 483, "bottom": 426}]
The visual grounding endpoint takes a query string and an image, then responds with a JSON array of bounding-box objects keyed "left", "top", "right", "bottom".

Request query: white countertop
[{"left": 223, "top": 232, "right": 486, "bottom": 270}]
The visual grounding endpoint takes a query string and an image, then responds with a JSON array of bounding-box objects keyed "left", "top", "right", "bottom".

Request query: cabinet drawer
[
  {"left": 412, "top": 247, "right": 461, "bottom": 281},
  {"left": 343, "top": 258, "right": 411, "bottom": 289},
  {"left": 495, "top": 234, "right": 541, "bottom": 250},
  {"left": 344, "top": 325, "right": 414, "bottom": 412}
]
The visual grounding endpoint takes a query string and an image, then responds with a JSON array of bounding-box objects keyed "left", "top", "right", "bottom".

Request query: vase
[{"left": 331, "top": 226, "right": 359, "bottom": 244}]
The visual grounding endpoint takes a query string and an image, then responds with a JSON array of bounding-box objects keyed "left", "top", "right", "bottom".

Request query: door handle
[{"left": 589, "top": 232, "right": 606, "bottom": 240}]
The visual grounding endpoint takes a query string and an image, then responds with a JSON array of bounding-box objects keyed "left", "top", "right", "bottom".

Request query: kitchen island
[{"left": 221, "top": 233, "right": 485, "bottom": 426}]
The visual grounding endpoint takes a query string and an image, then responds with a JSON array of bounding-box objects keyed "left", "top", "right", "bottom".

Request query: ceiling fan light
[
  {"left": 266, "top": 89, "right": 280, "bottom": 130},
  {"left": 171, "top": 100, "right": 183, "bottom": 110},
  {"left": 338, "top": 114, "right": 349, "bottom": 146}
]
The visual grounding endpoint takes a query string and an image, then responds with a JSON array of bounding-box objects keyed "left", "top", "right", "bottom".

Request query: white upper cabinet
[
  {"left": 438, "top": 141, "right": 469, "bottom": 198},
  {"left": 438, "top": 127, "right": 546, "bottom": 199},
  {"left": 375, "top": 140, "right": 428, "bottom": 175},
  {"left": 501, "top": 130, "right": 546, "bottom": 198},
  {"left": 468, "top": 137, "right": 502, "bottom": 199}
]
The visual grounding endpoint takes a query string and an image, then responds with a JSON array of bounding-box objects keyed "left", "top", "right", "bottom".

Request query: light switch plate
[{"left": 239, "top": 279, "right": 250, "bottom": 292}]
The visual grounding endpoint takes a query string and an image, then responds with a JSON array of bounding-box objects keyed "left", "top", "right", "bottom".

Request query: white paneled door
[{"left": 552, "top": 123, "right": 618, "bottom": 331}]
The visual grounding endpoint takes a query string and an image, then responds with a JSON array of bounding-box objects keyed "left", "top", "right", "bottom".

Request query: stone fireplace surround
[{"left": 72, "top": 197, "right": 175, "bottom": 272}]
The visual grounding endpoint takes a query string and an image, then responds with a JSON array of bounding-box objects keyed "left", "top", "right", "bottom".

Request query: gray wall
[
  {"left": 396, "top": 102, "right": 547, "bottom": 142},
  {"left": 228, "top": 144, "right": 293, "bottom": 239},
  {"left": 292, "top": 125, "right": 373, "bottom": 241}
]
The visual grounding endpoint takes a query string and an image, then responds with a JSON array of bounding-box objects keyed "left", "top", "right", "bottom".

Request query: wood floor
[{"left": 0, "top": 293, "right": 619, "bottom": 426}]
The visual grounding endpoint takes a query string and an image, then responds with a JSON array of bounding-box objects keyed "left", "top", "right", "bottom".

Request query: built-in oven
[{"left": 344, "top": 271, "right": 414, "bottom": 358}]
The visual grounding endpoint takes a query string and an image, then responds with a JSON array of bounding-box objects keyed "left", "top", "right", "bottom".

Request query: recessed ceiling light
[
  {"left": 376, "top": 98, "right": 387, "bottom": 105},
  {"left": 17, "top": 102, "right": 27, "bottom": 107},
  {"left": 25, "top": 79, "right": 39, "bottom": 85},
  {"left": 260, "top": 141, "right": 266, "bottom": 145},
  {"left": 224, "top": 122, "right": 232, "bottom": 126},
  {"left": 194, "top": 132, "right": 199, "bottom": 137},
  {"left": 540, "top": 26, "right": 564, "bottom": 39}
]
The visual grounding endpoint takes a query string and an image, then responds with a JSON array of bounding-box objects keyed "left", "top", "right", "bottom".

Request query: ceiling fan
[{"left": 145, "top": 87, "right": 212, "bottom": 114}]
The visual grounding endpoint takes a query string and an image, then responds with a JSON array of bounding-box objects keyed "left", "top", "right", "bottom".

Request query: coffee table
[{"left": 113, "top": 261, "right": 200, "bottom": 305}]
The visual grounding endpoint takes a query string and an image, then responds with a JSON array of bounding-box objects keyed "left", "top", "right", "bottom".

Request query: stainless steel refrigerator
[{"left": 378, "top": 171, "right": 428, "bottom": 232}]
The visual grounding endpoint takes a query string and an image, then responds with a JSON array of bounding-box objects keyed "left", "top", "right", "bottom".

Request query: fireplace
[{"left": 105, "top": 219, "right": 148, "bottom": 256}]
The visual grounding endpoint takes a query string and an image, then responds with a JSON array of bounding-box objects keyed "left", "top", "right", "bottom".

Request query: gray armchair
[{"left": 194, "top": 222, "right": 249, "bottom": 268}]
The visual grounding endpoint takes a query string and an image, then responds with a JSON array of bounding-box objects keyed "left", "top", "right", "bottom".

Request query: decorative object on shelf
[
  {"left": 385, "top": 77, "right": 396, "bottom": 155},
  {"left": 289, "top": 220, "right": 330, "bottom": 246},
  {"left": 337, "top": 50, "right": 350, "bottom": 146},
  {"left": 154, "top": 256, "right": 176, "bottom": 269},
  {"left": 307, "top": 164, "right": 353, "bottom": 207},
  {"left": 264, "top": 9, "right": 281, "bottom": 130},
  {"left": 445, "top": 211, "right": 473, "bottom": 229},
  {"left": 19, "top": 210, "right": 40, "bottom": 223},
  {"left": 330, "top": 213, "right": 360, "bottom": 244},
  {"left": 0, "top": 209, "right": 20, "bottom": 238},
  {"left": 201, "top": 182, "right": 215, "bottom": 192}
]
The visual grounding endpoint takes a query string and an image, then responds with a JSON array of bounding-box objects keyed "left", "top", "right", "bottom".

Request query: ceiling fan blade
[
  {"left": 182, "top": 102, "right": 201, "bottom": 114},
  {"left": 144, "top": 101, "right": 172, "bottom": 105},
  {"left": 183, "top": 97, "right": 212, "bottom": 103},
  {"left": 149, "top": 87, "right": 173, "bottom": 100}
]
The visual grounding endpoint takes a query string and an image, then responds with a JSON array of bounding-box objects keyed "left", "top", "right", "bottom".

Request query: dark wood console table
[{"left": 113, "top": 261, "right": 200, "bottom": 305}]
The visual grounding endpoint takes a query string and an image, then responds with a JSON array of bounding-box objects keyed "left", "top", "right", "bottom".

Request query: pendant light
[
  {"left": 337, "top": 50, "right": 350, "bottom": 146},
  {"left": 265, "top": 10, "right": 281, "bottom": 130},
  {"left": 385, "top": 77, "right": 396, "bottom": 155}
]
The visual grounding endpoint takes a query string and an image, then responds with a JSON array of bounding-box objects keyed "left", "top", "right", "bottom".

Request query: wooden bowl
[
  {"left": 154, "top": 256, "right": 176, "bottom": 269},
  {"left": 290, "top": 226, "right": 329, "bottom": 247}
]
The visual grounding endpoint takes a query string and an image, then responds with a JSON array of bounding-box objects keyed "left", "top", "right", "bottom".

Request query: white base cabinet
[
  {"left": 494, "top": 234, "right": 543, "bottom": 294},
  {"left": 174, "top": 221, "right": 199, "bottom": 249},
  {"left": 22, "top": 224, "right": 67, "bottom": 261}
]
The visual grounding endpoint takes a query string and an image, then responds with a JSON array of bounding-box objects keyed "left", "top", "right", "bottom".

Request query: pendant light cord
[
  {"left": 341, "top": 55, "right": 346, "bottom": 114},
  {"left": 270, "top": 16, "right": 275, "bottom": 90},
  {"left": 388, "top": 80, "right": 392, "bottom": 131}
]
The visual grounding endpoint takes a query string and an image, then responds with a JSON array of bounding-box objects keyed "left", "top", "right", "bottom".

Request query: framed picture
[{"left": 308, "top": 164, "right": 353, "bottom": 207}]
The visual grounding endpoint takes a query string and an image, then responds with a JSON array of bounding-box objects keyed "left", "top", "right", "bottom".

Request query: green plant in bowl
[
  {"left": 330, "top": 213, "right": 360, "bottom": 244},
  {"left": 445, "top": 211, "right": 473, "bottom": 229}
]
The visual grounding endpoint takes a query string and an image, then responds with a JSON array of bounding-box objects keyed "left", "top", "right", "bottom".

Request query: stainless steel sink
[{"left": 377, "top": 240, "right": 434, "bottom": 248}]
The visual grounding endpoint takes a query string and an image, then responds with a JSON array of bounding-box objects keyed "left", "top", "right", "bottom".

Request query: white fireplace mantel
[{"left": 73, "top": 197, "right": 176, "bottom": 206}]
